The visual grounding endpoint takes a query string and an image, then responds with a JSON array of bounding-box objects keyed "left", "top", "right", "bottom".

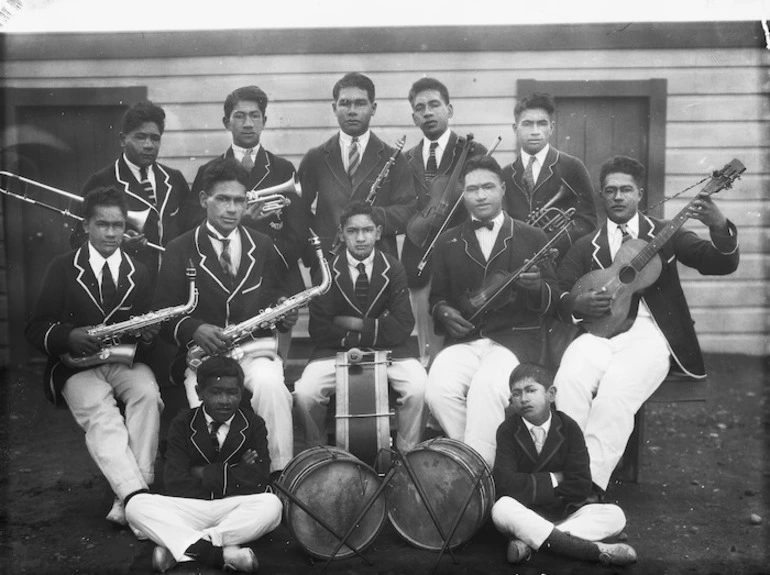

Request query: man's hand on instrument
[
  {"left": 136, "top": 323, "right": 160, "bottom": 343},
  {"left": 686, "top": 193, "right": 729, "bottom": 233},
  {"left": 67, "top": 327, "right": 101, "bottom": 355},
  {"left": 334, "top": 315, "right": 364, "bottom": 332},
  {"left": 246, "top": 200, "right": 271, "bottom": 222},
  {"left": 573, "top": 288, "right": 613, "bottom": 318},
  {"left": 240, "top": 449, "right": 260, "bottom": 466},
  {"left": 437, "top": 304, "right": 475, "bottom": 339},
  {"left": 277, "top": 297, "right": 299, "bottom": 328},
  {"left": 192, "top": 324, "right": 231, "bottom": 354},
  {"left": 122, "top": 229, "right": 148, "bottom": 249},
  {"left": 515, "top": 263, "right": 543, "bottom": 293}
]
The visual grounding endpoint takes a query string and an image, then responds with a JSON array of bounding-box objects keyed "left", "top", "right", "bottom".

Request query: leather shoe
[
  {"left": 223, "top": 546, "right": 259, "bottom": 572},
  {"left": 597, "top": 542, "right": 638, "bottom": 565},
  {"left": 506, "top": 539, "right": 532, "bottom": 563},
  {"left": 105, "top": 498, "right": 127, "bottom": 526},
  {"left": 152, "top": 546, "right": 177, "bottom": 573}
]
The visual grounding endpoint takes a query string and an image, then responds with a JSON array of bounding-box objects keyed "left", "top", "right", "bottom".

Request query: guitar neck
[{"left": 629, "top": 202, "right": 693, "bottom": 271}]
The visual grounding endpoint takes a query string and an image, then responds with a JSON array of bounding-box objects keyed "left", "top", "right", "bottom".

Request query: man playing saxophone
[
  {"left": 154, "top": 157, "right": 297, "bottom": 475},
  {"left": 25, "top": 186, "right": 163, "bottom": 534}
]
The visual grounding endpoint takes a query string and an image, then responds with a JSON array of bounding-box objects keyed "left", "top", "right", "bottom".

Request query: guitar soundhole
[{"left": 618, "top": 265, "right": 636, "bottom": 285}]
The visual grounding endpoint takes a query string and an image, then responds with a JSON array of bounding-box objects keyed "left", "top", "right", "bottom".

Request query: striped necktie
[
  {"left": 523, "top": 155, "right": 536, "bottom": 196},
  {"left": 355, "top": 262, "right": 369, "bottom": 309},
  {"left": 425, "top": 141, "right": 439, "bottom": 182},
  {"left": 139, "top": 166, "right": 157, "bottom": 205},
  {"left": 619, "top": 223, "right": 631, "bottom": 242},
  {"left": 348, "top": 137, "right": 360, "bottom": 180},
  {"left": 217, "top": 237, "right": 235, "bottom": 285}
]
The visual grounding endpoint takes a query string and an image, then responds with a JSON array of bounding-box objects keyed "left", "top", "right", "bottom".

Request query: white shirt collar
[
  {"left": 471, "top": 211, "right": 505, "bottom": 230},
  {"left": 123, "top": 154, "right": 154, "bottom": 181},
  {"left": 206, "top": 222, "right": 239, "bottom": 242},
  {"left": 231, "top": 142, "right": 262, "bottom": 162},
  {"left": 87, "top": 241, "right": 122, "bottom": 282},
  {"left": 609, "top": 212, "right": 640, "bottom": 239},
  {"left": 520, "top": 143, "right": 550, "bottom": 168},
  {"left": 422, "top": 129, "right": 451, "bottom": 166},
  {"left": 340, "top": 129, "right": 371, "bottom": 152},
  {"left": 347, "top": 248, "right": 375, "bottom": 270},
  {"left": 522, "top": 411, "right": 553, "bottom": 435}
]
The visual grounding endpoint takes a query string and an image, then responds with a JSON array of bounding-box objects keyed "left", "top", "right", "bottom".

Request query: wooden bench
[{"left": 614, "top": 373, "right": 707, "bottom": 483}]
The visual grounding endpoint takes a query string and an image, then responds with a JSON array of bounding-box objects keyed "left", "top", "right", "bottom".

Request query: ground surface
[{"left": 0, "top": 353, "right": 767, "bottom": 575}]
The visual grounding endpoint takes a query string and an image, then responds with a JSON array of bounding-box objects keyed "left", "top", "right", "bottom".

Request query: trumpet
[
  {"left": 0, "top": 171, "right": 165, "bottom": 252},
  {"left": 246, "top": 174, "right": 301, "bottom": 215},
  {"left": 525, "top": 180, "right": 576, "bottom": 234}
]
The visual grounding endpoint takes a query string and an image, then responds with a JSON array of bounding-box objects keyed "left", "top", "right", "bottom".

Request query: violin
[{"left": 405, "top": 134, "right": 475, "bottom": 251}]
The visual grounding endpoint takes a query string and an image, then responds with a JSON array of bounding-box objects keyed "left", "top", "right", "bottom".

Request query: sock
[
  {"left": 184, "top": 539, "right": 225, "bottom": 567},
  {"left": 541, "top": 528, "right": 601, "bottom": 562}
]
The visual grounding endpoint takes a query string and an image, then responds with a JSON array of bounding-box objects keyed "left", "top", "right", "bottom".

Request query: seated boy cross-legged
[
  {"left": 293, "top": 201, "right": 427, "bottom": 452},
  {"left": 491, "top": 363, "right": 637, "bottom": 566},
  {"left": 125, "top": 356, "right": 282, "bottom": 573}
]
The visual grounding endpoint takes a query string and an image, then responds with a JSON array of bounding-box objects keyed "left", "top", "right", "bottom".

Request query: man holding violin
[
  {"left": 427, "top": 155, "right": 559, "bottom": 468},
  {"left": 402, "top": 78, "right": 487, "bottom": 367}
]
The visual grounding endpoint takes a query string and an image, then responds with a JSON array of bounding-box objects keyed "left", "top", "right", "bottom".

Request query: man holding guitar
[{"left": 554, "top": 155, "right": 740, "bottom": 497}]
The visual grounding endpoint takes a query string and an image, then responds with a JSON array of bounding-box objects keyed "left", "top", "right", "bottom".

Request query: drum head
[
  {"left": 281, "top": 448, "right": 386, "bottom": 560},
  {"left": 387, "top": 439, "right": 493, "bottom": 551}
]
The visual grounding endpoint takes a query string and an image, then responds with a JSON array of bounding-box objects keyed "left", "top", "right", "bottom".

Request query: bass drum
[
  {"left": 278, "top": 446, "right": 386, "bottom": 560},
  {"left": 386, "top": 437, "right": 494, "bottom": 551}
]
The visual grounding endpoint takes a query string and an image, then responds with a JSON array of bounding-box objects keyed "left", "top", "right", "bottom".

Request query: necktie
[
  {"left": 523, "top": 155, "right": 536, "bottom": 196},
  {"left": 209, "top": 421, "right": 222, "bottom": 454},
  {"left": 425, "top": 141, "right": 439, "bottom": 182},
  {"left": 101, "top": 262, "right": 116, "bottom": 308},
  {"left": 355, "top": 262, "right": 369, "bottom": 309},
  {"left": 619, "top": 223, "right": 631, "bottom": 243},
  {"left": 531, "top": 426, "right": 546, "bottom": 454},
  {"left": 139, "top": 166, "right": 157, "bottom": 205},
  {"left": 242, "top": 149, "right": 254, "bottom": 171},
  {"left": 471, "top": 219, "right": 494, "bottom": 231},
  {"left": 348, "top": 137, "right": 360, "bottom": 180},
  {"left": 218, "top": 238, "right": 235, "bottom": 285}
]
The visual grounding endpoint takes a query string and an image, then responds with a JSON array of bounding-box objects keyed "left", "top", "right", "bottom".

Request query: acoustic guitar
[{"left": 570, "top": 159, "right": 745, "bottom": 338}]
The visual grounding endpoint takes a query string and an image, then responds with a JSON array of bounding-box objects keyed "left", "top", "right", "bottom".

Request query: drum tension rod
[{"left": 335, "top": 411, "right": 392, "bottom": 419}]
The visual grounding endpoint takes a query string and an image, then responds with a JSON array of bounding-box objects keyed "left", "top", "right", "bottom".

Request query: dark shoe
[
  {"left": 506, "top": 539, "right": 532, "bottom": 563},
  {"left": 597, "top": 542, "right": 638, "bottom": 565},
  {"left": 152, "top": 546, "right": 177, "bottom": 573},
  {"left": 222, "top": 546, "right": 259, "bottom": 573}
]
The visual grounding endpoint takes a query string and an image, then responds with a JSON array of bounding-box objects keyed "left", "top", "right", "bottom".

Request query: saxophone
[
  {"left": 186, "top": 234, "right": 332, "bottom": 371},
  {"left": 61, "top": 267, "right": 199, "bottom": 369}
]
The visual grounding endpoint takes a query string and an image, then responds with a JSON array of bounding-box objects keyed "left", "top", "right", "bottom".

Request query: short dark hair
[
  {"left": 200, "top": 158, "right": 249, "bottom": 194},
  {"left": 514, "top": 92, "right": 556, "bottom": 122},
  {"left": 339, "top": 201, "right": 382, "bottom": 228},
  {"left": 509, "top": 363, "right": 554, "bottom": 390},
  {"left": 82, "top": 186, "right": 128, "bottom": 221},
  {"left": 408, "top": 77, "right": 450, "bottom": 106},
  {"left": 599, "top": 155, "right": 646, "bottom": 189},
  {"left": 460, "top": 154, "right": 503, "bottom": 184},
  {"left": 333, "top": 73, "right": 375, "bottom": 103},
  {"left": 224, "top": 86, "right": 269, "bottom": 118},
  {"left": 122, "top": 101, "right": 166, "bottom": 135},
  {"left": 197, "top": 356, "right": 245, "bottom": 389}
]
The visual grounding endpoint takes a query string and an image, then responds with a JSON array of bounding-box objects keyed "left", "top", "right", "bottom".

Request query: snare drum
[
  {"left": 277, "top": 446, "right": 387, "bottom": 560},
  {"left": 335, "top": 349, "right": 392, "bottom": 471},
  {"left": 386, "top": 437, "right": 494, "bottom": 551}
]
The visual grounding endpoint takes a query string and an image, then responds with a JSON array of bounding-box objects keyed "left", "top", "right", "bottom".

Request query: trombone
[
  {"left": 246, "top": 174, "right": 301, "bottom": 215},
  {"left": 0, "top": 171, "right": 165, "bottom": 252}
]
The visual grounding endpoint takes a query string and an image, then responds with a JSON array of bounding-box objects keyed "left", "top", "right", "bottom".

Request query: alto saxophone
[
  {"left": 186, "top": 234, "right": 332, "bottom": 371},
  {"left": 61, "top": 267, "right": 199, "bottom": 369}
]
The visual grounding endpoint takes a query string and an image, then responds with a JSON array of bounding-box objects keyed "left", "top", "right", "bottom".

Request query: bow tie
[{"left": 471, "top": 219, "right": 494, "bottom": 231}]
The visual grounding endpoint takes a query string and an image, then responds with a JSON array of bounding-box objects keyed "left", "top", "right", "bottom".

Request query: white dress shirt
[
  {"left": 472, "top": 212, "right": 505, "bottom": 260},
  {"left": 520, "top": 143, "right": 550, "bottom": 186},
  {"left": 523, "top": 411, "right": 559, "bottom": 487},
  {"left": 88, "top": 242, "right": 123, "bottom": 290},
  {"left": 339, "top": 130, "right": 371, "bottom": 173},
  {"left": 422, "top": 129, "right": 452, "bottom": 171},
  {"left": 203, "top": 408, "right": 234, "bottom": 449},
  {"left": 206, "top": 222, "right": 242, "bottom": 277},
  {"left": 347, "top": 249, "right": 375, "bottom": 282},
  {"left": 232, "top": 143, "right": 262, "bottom": 164},
  {"left": 123, "top": 154, "right": 156, "bottom": 192}
]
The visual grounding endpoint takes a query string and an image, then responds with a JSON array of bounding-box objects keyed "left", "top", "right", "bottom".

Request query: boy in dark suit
[
  {"left": 125, "top": 356, "right": 281, "bottom": 573},
  {"left": 293, "top": 202, "right": 427, "bottom": 451},
  {"left": 26, "top": 186, "right": 161, "bottom": 531},
  {"left": 492, "top": 363, "right": 636, "bottom": 566}
]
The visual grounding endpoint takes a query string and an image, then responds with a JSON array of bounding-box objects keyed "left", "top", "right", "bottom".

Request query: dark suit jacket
[
  {"left": 25, "top": 247, "right": 153, "bottom": 405},
  {"left": 557, "top": 215, "right": 739, "bottom": 378},
  {"left": 493, "top": 410, "right": 591, "bottom": 521},
  {"left": 72, "top": 156, "right": 197, "bottom": 280},
  {"left": 154, "top": 224, "right": 289, "bottom": 367},
  {"left": 308, "top": 249, "right": 418, "bottom": 361},
  {"left": 402, "top": 132, "right": 488, "bottom": 287},
  {"left": 192, "top": 147, "right": 308, "bottom": 294},
  {"left": 430, "top": 214, "right": 559, "bottom": 363},
  {"left": 298, "top": 132, "right": 416, "bottom": 256},
  {"left": 502, "top": 147, "right": 597, "bottom": 263},
  {"left": 164, "top": 406, "right": 271, "bottom": 499}
]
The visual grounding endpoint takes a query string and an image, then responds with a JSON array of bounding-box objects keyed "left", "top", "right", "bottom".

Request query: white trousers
[
  {"left": 125, "top": 492, "right": 282, "bottom": 562},
  {"left": 492, "top": 496, "right": 626, "bottom": 550},
  {"left": 427, "top": 339, "right": 519, "bottom": 468},
  {"left": 408, "top": 282, "right": 445, "bottom": 367},
  {"left": 293, "top": 357, "right": 428, "bottom": 452},
  {"left": 184, "top": 353, "right": 293, "bottom": 472},
  {"left": 554, "top": 316, "right": 670, "bottom": 489},
  {"left": 61, "top": 363, "right": 162, "bottom": 500}
]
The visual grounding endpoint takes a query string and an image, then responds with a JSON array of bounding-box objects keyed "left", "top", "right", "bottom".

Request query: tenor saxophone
[
  {"left": 186, "top": 234, "right": 332, "bottom": 371},
  {"left": 60, "top": 267, "right": 198, "bottom": 369}
]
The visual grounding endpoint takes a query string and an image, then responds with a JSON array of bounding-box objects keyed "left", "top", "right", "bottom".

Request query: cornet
[
  {"left": 246, "top": 175, "right": 301, "bottom": 215},
  {"left": 525, "top": 181, "right": 576, "bottom": 234}
]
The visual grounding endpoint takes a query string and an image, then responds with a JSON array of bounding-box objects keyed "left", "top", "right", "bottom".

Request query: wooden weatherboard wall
[{"left": 1, "top": 21, "right": 767, "bottom": 361}]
